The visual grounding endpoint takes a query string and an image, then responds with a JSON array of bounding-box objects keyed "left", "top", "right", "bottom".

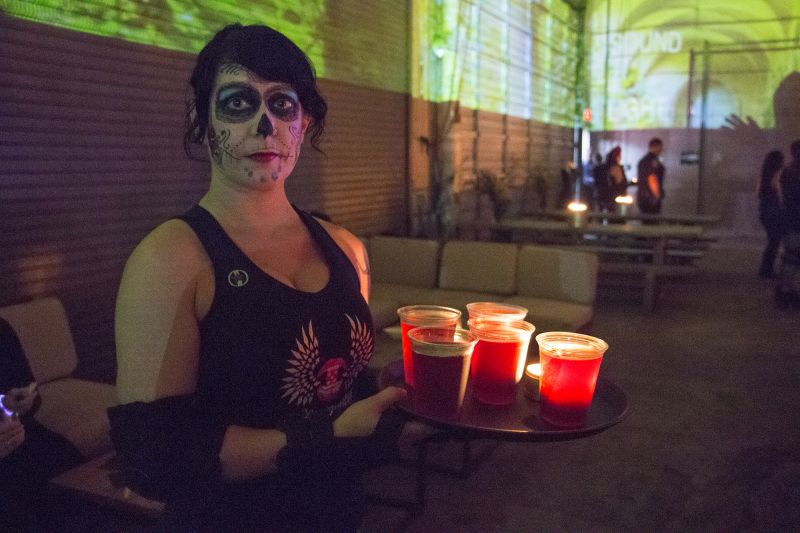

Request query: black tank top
[{"left": 176, "top": 205, "right": 374, "bottom": 429}]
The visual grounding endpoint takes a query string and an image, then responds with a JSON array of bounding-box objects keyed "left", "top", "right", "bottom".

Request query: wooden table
[
  {"left": 518, "top": 210, "right": 720, "bottom": 226},
  {"left": 483, "top": 218, "right": 712, "bottom": 311}
]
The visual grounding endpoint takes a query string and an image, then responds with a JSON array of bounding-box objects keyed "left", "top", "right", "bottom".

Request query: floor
[{"left": 57, "top": 239, "right": 800, "bottom": 532}]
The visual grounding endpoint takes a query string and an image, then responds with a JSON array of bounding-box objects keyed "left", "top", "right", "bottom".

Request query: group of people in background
[
  {"left": 758, "top": 139, "right": 800, "bottom": 308},
  {"left": 583, "top": 137, "right": 665, "bottom": 216}
]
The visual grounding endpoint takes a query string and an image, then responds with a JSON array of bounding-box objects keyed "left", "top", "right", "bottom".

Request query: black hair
[
  {"left": 648, "top": 137, "right": 663, "bottom": 148},
  {"left": 184, "top": 23, "right": 327, "bottom": 158},
  {"left": 761, "top": 150, "right": 784, "bottom": 182}
]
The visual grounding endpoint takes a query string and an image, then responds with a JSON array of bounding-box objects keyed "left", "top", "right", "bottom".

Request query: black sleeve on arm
[
  {"left": 0, "top": 318, "right": 35, "bottom": 393},
  {"left": 107, "top": 394, "right": 227, "bottom": 502}
]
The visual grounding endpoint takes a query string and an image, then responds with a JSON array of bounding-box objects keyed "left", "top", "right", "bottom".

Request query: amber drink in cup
[
  {"left": 397, "top": 305, "right": 461, "bottom": 388},
  {"left": 536, "top": 332, "right": 608, "bottom": 427},
  {"left": 407, "top": 327, "right": 477, "bottom": 419},
  {"left": 467, "top": 318, "right": 535, "bottom": 405}
]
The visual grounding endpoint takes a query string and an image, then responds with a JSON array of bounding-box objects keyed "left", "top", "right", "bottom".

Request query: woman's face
[{"left": 207, "top": 63, "right": 310, "bottom": 189}]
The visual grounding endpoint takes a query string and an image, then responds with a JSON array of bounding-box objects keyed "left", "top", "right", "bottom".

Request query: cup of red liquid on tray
[
  {"left": 467, "top": 317, "right": 536, "bottom": 405},
  {"left": 536, "top": 331, "right": 608, "bottom": 427},
  {"left": 407, "top": 327, "right": 477, "bottom": 419},
  {"left": 466, "top": 302, "right": 528, "bottom": 322},
  {"left": 397, "top": 305, "right": 461, "bottom": 389}
]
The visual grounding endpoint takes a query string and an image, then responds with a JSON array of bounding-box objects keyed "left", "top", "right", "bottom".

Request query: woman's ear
[{"left": 301, "top": 115, "right": 311, "bottom": 135}]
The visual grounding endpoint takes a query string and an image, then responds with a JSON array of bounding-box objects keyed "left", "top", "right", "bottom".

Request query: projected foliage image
[{"left": 587, "top": 0, "right": 800, "bottom": 131}]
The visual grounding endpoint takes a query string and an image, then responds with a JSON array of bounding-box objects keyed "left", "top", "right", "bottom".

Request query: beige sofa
[
  {"left": 0, "top": 297, "right": 117, "bottom": 458},
  {"left": 368, "top": 236, "right": 597, "bottom": 335}
]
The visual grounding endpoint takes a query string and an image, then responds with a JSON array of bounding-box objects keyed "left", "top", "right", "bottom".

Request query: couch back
[
  {"left": 369, "top": 236, "right": 441, "bottom": 288},
  {"left": 0, "top": 297, "right": 78, "bottom": 384},
  {"left": 439, "top": 241, "right": 519, "bottom": 295},
  {"left": 516, "top": 245, "right": 598, "bottom": 305}
]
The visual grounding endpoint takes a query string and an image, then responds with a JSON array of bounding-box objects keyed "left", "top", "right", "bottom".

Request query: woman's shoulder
[{"left": 125, "top": 219, "right": 209, "bottom": 276}]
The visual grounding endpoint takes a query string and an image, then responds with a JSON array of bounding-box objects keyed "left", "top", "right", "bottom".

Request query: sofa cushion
[
  {"left": 369, "top": 295, "right": 402, "bottom": 330},
  {"left": 439, "top": 241, "right": 519, "bottom": 295},
  {"left": 371, "top": 283, "right": 447, "bottom": 309},
  {"left": 369, "top": 236, "right": 440, "bottom": 288},
  {"left": 36, "top": 378, "right": 117, "bottom": 458},
  {"left": 0, "top": 297, "right": 77, "bottom": 383},
  {"left": 517, "top": 245, "right": 598, "bottom": 305},
  {"left": 502, "top": 295, "right": 593, "bottom": 334}
]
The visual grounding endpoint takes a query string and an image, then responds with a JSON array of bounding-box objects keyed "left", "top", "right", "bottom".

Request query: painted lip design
[{"left": 246, "top": 152, "right": 281, "bottom": 164}]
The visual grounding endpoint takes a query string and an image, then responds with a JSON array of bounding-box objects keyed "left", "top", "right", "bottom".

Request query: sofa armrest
[{"left": 0, "top": 297, "right": 77, "bottom": 383}]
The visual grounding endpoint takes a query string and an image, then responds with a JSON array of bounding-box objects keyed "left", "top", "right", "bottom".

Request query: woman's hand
[
  {"left": 0, "top": 413, "right": 25, "bottom": 458},
  {"left": 333, "top": 386, "right": 407, "bottom": 438},
  {"left": 2, "top": 382, "right": 38, "bottom": 416}
]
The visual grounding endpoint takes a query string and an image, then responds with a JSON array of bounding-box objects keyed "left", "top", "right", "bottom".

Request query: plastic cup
[
  {"left": 407, "top": 327, "right": 477, "bottom": 419},
  {"left": 466, "top": 302, "right": 528, "bottom": 321},
  {"left": 397, "top": 305, "right": 461, "bottom": 388},
  {"left": 536, "top": 332, "right": 608, "bottom": 427},
  {"left": 467, "top": 318, "right": 536, "bottom": 405}
]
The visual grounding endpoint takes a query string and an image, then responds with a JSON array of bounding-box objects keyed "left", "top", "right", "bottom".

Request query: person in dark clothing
[
  {"left": 637, "top": 137, "right": 666, "bottom": 216},
  {"left": 0, "top": 317, "right": 83, "bottom": 531},
  {"left": 109, "top": 23, "right": 407, "bottom": 532},
  {"left": 595, "top": 146, "right": 627, "bottom": 213},
  {"left": 776, "top": 140, "right": 800, "bottom": 307},
  {"left": 757, "top": 150, "right": 785, "bottom": 278}
]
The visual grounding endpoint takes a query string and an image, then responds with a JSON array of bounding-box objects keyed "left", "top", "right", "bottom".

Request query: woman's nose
[{"left": 256, "top": 113, "right": 273, "bottom": 137}]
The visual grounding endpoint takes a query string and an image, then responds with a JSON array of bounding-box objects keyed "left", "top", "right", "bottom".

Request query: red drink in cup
[
  {"left": 467, "top": 318, "right": 535, "bottom": 405},
  {"left": 397, "top": 305, "right": 461, "bottom": 388},
  {"left": 536, "top": 332, "right": 608, "bottom": 427},
  {"left": 466, "top": 302, "right": 528, "bottom": 322},
  {"left": 408, "top": 327, "right": 477, "bottom": 419}
]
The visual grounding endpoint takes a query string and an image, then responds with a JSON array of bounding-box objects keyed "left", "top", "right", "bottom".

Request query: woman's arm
[{"left": 115, "top": 221, "right": 289, "bottom": 481}]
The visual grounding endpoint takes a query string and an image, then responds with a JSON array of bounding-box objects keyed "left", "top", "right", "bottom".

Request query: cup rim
[
  {"left": 535, "top": 331, "right": 608, "bottom": 358},
  {"left": 466, "top": 302, "right": 528, "bottom": 318},
  {"left": 407, "top": 326, "right": 477, "bottom": 357},
  {"left": 467, "top": 318, "right": 536, "bottom": 341},
  {"left": 397, "top": 305, "right": 461, "bottom": 326}
]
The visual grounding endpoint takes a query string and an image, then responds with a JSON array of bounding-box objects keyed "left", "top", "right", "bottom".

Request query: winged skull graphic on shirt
[{"left": 280, "top": 315, "right": 373, "bottom": 407}]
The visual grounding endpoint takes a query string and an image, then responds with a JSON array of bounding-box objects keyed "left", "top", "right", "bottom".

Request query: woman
[
  {"left": 757, "top": 150, "right": 785, "bottom": 278},
  {"left": 110, "top": 24, "right": 406, "bottom": 531}
]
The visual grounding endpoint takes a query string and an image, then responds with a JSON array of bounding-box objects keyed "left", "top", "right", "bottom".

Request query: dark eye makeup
[
  {"left": 214, "top": 83, "right": 301, "bottom": 124},
  {"left": 215, "top": 84, "right": 261, "bottom": 122}
]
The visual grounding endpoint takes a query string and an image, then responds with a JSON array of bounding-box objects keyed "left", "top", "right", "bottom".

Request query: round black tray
[{"left": 380, "top": 359, "right": 628, "bottom": 442}]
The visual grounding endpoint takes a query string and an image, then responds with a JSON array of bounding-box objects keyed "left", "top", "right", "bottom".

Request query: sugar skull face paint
[{"left": 208, "top": 63, "right": 308, "bottom": 187}]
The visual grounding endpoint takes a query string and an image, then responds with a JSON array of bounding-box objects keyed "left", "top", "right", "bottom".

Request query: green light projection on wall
[
  {"left": 413, "top": 0, "right": 579, "bottom": 127},
  {"left": 587, "top": 0, "right": 800, "bottom": 131},
  {"left": 0, "top": 0, "right": 326, "bottom": 75}
]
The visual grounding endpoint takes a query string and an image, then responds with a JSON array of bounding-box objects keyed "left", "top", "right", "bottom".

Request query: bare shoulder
[{"left": 125, "top": 219, "right": 208, "bottom": 276}]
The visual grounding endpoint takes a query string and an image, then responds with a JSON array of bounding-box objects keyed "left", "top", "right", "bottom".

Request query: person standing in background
[
  {"left": 636, "top": 138, "right": 665, "bottom": 217},
  {"left": 757, "top": 150, "right": 785, "bottom": 278},
  {"left": 776, "top": 140, "right": 800, "bottom": 308}
]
